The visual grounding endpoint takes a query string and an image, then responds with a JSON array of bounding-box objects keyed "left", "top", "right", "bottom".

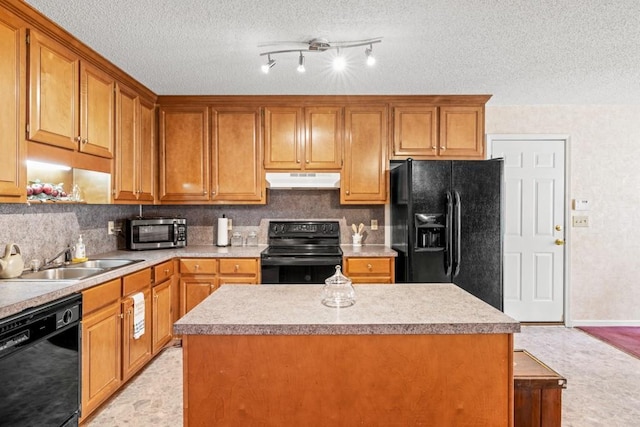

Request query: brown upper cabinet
[
  {"left": 0, "top": 8, "right": 26, "bottom": 203},
  {"left": 27, "top": 29, "right": 114, "bottom": 159},
  {"left": 390, "top": 98, "right": 489, "bottom": 160},
  {"left": 113, "top": 83, "right": 155, "bottom": 203},
  {"left": 158, "top": 105, "right": 210, "bottom": 202},
  {"left": 342, "top": 104, "right": 388, "bottom": 204},
  {"left": 211, "top": 106, "right": 264, "bottom": 203},
  {"left": 158, "top": 104, "right": 264, "bottom": 204},
  {"left": 264, "top": 106, "right": 342, "bottom": 171}
]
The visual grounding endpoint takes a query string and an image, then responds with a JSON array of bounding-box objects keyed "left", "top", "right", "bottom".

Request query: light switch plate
[
  {"left": 108, "top": 221, "right": 115, "bottom": 235},
  {"left": 572, "top": 215, "right": 589, "bottom": 227},
  {"left": 371, "top": 219, "right": 378, "bottom": 230}
]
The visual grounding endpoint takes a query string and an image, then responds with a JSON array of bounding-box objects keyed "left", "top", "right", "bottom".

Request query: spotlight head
[{"left": 261, "top": 55, "right": 276, "bottom": 73}]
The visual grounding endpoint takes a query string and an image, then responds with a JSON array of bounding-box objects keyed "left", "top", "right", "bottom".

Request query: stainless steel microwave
[{"left": 125, "top": 218, "right": 187, "bottom": 250}]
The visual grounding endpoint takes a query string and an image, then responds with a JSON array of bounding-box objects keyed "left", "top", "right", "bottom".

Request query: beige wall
[{"left": 486, "top": 105, "right": 640, "bottom": 325}]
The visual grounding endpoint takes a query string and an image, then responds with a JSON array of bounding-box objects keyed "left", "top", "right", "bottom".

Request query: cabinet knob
[
  {"left": 440, "top": 146, "right": 446, "bottom": 151},
  {"left": 235, "top": 264, "right": 240, "bottom": 272},
  {"left": 82, "top": 138, "right": 88, "bottom": 144},
  {"left": 367, "top": 263, "right": 372, "bottom": 271},
  {"left": 75, "top": 136, "right": 82, "bottom": 142},
  {"left": 305, "top": 159, "right": 309, "bottom": 164},
  {"left": 346, "top": 190, "right": 350, "bottom": 195},
  {"left": 431, "top": 145, "right": 437, "bottom": 150},
  {"left": 164, "top": 268, "right": 170, "bottom": 274},
  {"left": 195, "top": 264, "right": 200, "bottom": 270}
]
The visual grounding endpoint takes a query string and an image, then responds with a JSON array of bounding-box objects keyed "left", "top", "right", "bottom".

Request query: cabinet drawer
[
  {"left": 122, "top": 268, "right": 152, "bottom": 296},
  {"left": 180, "top": 258, "right": 217, "bottom": 275},
  {"left": 83, "top": 278, "right": 121, "bottom": 315},
  {"left": 154, "top": 260, "right": 175, "bottom": 283},
  {"left": 219, "top": 258, "right": 258, "bottom": 275},
  {"left": 345, "top": 257, "right": 393, "bottom": 275}
]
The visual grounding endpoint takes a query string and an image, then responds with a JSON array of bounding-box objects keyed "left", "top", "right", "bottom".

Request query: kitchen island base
[{"left": 182, "top": 333, "right": 514, "bottom": 426}]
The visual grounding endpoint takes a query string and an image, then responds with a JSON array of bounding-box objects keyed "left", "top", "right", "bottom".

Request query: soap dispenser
[{"left": 73, "top": 234, "right": 88, "bottom": 263}]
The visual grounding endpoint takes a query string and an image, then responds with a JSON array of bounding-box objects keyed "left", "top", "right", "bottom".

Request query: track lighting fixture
[
  {"left": 261, "top": 54, "right": 276, "bottom": 74},
  {"left": 365, "top": 44, "right": 376, "bottom": 66},
  {"left": 259, "top": 37, "right": 381, "bottom": 74}
]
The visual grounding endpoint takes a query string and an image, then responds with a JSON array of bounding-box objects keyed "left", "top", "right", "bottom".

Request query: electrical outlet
[
  {"left": 108, "top": 221, "right": 115, "bottom": 235},
  {"left": 572, "top": 215, "right": 589, "bottom": 227},
  {"left": 371, "top": 219, "right": 378, "bottom": 230},
  {"left": 227, "top": 218, "right": 232, "bottom": 230}
]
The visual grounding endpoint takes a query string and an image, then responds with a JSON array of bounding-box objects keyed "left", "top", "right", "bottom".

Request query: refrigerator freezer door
[{"left": 452, "top": 160, "right": 503, "bottom": 310}]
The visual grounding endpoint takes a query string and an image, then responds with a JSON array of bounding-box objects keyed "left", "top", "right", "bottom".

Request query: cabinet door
[
  {"left": 152, "top": 279, "right": 173, "bottom": 354},
  {"left": 439, "top": 106, "right": 484, "bottom": 158},
  {"left": 0, "top": 10, "right": 26, "bottom": 202},
  {"left": 27, "top": 29, "right": 79, "bottom": 150},
  {"left": 391, "top": 106, "right": 438, "bottom": 159},
  {"left": 263, "top": 107, "right": 302, "bottom": 170},
  {"left": 138, "top": 98, "right": 155, "bottom": 202},
  {"left": 342, "top": 105, "right": 388, "bottom": 204},
  {"left": 212, "top": 107, "right": 264, "bottom": 203},
  {"left": 181, "top": 276, "right": 218, "bottom": 316},
  {"left": 122, "top": 288, "right": 152, "bottom": 381},
  {"left": 113, "top": 83, "right": 138, "bottom": 201},
  {"left": 158, "top": 106, "right": 210, "bottom": 202},
  {"left": 81, "top": 302, "right": 122, "bottom": 420},
  {"left": 305, "top": 106, "right": 343, "bottom": 170},
  {"left": 79, "top": 61, "right": 114, "bottom": 158}
]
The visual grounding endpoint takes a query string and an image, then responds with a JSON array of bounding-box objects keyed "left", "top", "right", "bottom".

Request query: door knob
[
  {"left": 555, "top": 239, "right": 565, "bottom": 246},
  {"left": 555, "top": 225, "right": 563, "bottom": 231}
]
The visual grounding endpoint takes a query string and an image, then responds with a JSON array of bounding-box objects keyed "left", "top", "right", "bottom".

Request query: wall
[
  {"left": 0, "top": 190, "right": 384, "bottom": 267},
  {"left": 486, "top": 105, "right": 640, "bottom": 325}
]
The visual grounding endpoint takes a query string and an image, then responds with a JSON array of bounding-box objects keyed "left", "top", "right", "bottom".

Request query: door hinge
[
  {"left": 26, "top": 123, "right": 30, "bottom": 134},
  {"left": 26, "top": 33, "right": 30, "bottom": 44}
]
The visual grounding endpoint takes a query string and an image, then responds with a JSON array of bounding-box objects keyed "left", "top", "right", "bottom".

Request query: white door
[{"left": 488, "top": 135, "right": 566, "bottom": 322}]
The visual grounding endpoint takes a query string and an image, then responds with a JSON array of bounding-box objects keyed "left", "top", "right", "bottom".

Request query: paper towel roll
[{"left": 217, "top": 217, "right": 228, "bottom": 246}]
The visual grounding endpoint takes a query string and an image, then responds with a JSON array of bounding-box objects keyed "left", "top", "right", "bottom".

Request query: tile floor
[{"left": 86, "top": 326, "right": 640, "bottom": 426}]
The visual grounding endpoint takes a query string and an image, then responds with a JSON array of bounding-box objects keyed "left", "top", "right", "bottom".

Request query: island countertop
[{"left": 174, "top": 283, "right": 520, "bottom": 335}]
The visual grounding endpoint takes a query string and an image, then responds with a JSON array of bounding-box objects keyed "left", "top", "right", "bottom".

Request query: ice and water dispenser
[{"left": 414, "top": 214, "right": 445, "bottom": 250}]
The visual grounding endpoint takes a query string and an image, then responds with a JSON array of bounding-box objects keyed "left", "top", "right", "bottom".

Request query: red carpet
[{"left": 577, "top": 327, "right": 640, "bottom": 359}]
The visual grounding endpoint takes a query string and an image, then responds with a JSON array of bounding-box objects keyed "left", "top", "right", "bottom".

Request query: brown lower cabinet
[
  {"left": 343, "top": 256, "right": 395, "bottom": 283},
  {"left": 81, "top": 278, "right": 122, "bottom": 421},
  {"left": 80, "top": 261, "right": 177, "bottom": 422},
  {"left": 513, "top": 349, "right": 566, "bottom": 427}
]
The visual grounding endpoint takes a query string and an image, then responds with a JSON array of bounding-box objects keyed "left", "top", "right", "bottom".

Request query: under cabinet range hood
[{"left": 265, "top": 172, "right": 340, "bottom": 189}]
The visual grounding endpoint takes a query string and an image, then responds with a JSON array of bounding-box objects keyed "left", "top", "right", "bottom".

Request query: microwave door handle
[{"left": 173, "top": 221, "right": 179, "bottom": 245}]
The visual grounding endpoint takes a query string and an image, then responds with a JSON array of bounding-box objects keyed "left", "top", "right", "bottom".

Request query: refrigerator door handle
[
  {"left": 445, "top": 191, "right": 453, "bottom": 276},
  {"left": 453, "top": 191, "right": 462, "bottom": 277}
]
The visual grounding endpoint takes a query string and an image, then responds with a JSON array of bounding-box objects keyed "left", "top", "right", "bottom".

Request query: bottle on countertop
[{"left": 72, "top": 234, "right": 88, "bottom": 263}]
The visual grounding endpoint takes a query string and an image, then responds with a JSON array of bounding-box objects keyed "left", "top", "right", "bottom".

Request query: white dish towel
[{"left": 132, "top": 292, "right": 145, "bottom": 339}]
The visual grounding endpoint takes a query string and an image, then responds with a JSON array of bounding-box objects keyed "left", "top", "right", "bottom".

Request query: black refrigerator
[{"left": 390, "top": 158, "right": 504, "bottom": 310}]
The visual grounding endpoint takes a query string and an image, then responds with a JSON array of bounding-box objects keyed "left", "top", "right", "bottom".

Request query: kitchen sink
[
  {"left": 18, "top": 267, "right": 106, "bottom": 281},
  {"left": 69, "top": 259, "right": 140, "bottom": 269},
  {"left": 12, "top": 258, "right": 144, "bottom": 281}
]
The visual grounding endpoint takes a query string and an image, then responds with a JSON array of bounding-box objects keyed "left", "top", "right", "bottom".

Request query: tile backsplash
[{"left": 0, "top": 190, "right": 384, "bottom": 266}]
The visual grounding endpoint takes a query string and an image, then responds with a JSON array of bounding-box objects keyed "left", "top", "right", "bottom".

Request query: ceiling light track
[{"left": 259, "top": 37, "right": 382, "bottom": 73}]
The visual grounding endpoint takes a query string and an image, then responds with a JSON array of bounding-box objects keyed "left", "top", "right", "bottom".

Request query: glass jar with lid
[
  {"left": 321, "top": 265, "right": 356, "bottom": 308},
  {"left": 230, "top": 231, "right": 243, "bottom": 247},
  {"left": 246, "top": 231, "right": 258, "bottom": 246}
]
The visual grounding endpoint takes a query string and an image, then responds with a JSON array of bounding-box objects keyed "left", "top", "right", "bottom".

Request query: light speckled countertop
[
  {"left": 0, "top": 244, "right": 395, "bottom": 319},
  {"left": 174, "top": 284, "right": 520, "bottom": 336}
]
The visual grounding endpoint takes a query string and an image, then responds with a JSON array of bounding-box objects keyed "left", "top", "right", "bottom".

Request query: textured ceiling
[{"left": 24, "top": 0, "right": 640, "bottom": 105}]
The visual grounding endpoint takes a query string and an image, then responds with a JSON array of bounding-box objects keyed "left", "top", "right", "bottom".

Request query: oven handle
[{"left": 261, "top": 257, "right": 343, "bottom": 266}]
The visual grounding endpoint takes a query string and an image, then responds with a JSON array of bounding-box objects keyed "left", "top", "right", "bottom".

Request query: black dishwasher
[{"left": 0, "top": 293, "right": 82, "bottom": 426}]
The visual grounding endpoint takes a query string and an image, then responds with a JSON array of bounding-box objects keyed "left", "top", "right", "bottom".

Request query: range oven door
[{"left": 261, "top": 256, "right": 342, "bottom": 284}]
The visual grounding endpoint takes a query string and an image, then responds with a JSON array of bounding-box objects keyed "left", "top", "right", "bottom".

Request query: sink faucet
[{"left": 43, "top": 246, "right": 73, "bottom": 269}]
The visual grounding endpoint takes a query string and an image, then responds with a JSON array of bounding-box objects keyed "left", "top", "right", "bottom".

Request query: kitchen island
[{"left": 174, "top": 283, "right": 520, "bottom": 426}]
